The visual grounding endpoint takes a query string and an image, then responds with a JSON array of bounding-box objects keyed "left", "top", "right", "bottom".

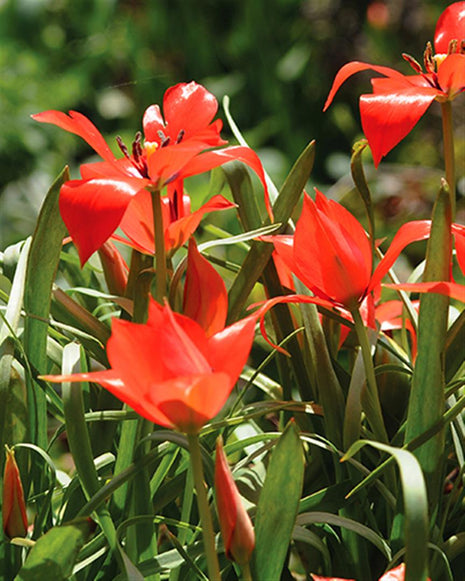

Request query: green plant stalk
[
  {"left": 187, "top": 433, "right": 221, "bottom": 580},
  {"left": 151, "top": 188, "right": 167, "bottom": 304},
  {"left": 441, "top": 101, "right": 455, "bottom": 219},
  {"left": 404, "top": 182, "right": 451, "bottom": 506},
  {"left": 351, "top": 306, "right": 388, "bottom": 444},
  {"left": 241, "top": 562, "right": 253, "bottom": 581}
]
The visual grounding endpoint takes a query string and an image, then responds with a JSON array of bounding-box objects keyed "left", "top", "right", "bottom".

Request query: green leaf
[
  {"left": 343, "top": 440, "right": 429, "bottom": 581},
  {"left": 23, "top": 167, "right": 68, "bottom": 447},
  {"left": 14, "top": 518, "right": 94, "bottom": 581},
  {"left": 252, "top": 420, "right": 305, "bottom": 580}
]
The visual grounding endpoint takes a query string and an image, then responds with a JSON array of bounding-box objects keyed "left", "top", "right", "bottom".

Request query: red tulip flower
[
  {"left": 214, "top": 437, "right": 255, "bottom": 565},
  {"left": 43, "top": 298, "right": 259, "bottom": 434},
  {"left": 3, "top": 446, "right": 28, "bottom": 539},
  {"left": 33, "top": 82, "right": 268, "bottom": 265},
  {"left": 310, "top": 562, "right": 431, "bottom": 580},
  {"left": 324, "top": 2, "right": 465, "bottom": 166}
]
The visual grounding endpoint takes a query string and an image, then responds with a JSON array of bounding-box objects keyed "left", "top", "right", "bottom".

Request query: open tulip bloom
[
  {"left": 324, "top": 2, "right": 465, "bottom": 166},
  {"left": 33, "top": 81, "right": 269, "bottom": 265}
]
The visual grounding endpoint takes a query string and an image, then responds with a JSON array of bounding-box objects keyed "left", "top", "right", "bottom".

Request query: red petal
[
  {"left": 360, "top": 81, "right": 438, "bottom": 166},
  {"left": 163, "top": 82, "right": 221, "bottom": 142},
  {"left": 32, "top": 110, "right": 116, "bottom": 163},
  {"left": 323, "top": 61, "right": 407, "bottom": 111},
  {"left": 434, "top": 2, "right": 465, "bottom": 54},
  {"left": 166, "top": 194, "right": 235, "bottom": 251},
  {"left": 370, "top": 221, "right": 431, "bottom": 290},
  {"left": 146, "top": 141, "right": 207, "bottom": 187},
  {"left": 207, "top": 314, "right": 259, "bottom": 382},
  {"left": 183, "top": 239, "right": 228, "bottom": 336},
  {"left": 384, "top": 282, "right": 465, "bottom": 302},
  {"left": 59, "top": 178, "right": 146, "bottom": 265},
  {"left": 142, "top": 104, "right": 165, "bottom": 142},
  {"left": 215, "top": 438, "right": 255, "bottom": 564},
  {"left": 437, "top": 53, "right": 465, "bottom": 97},
  {"left": 181, "top": 146, "right": 272, "bottom": 219}
]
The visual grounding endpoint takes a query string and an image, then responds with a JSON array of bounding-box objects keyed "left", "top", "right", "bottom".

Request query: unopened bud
[{"left": 2, "top": 446, "right": 28, "bottom": 538}]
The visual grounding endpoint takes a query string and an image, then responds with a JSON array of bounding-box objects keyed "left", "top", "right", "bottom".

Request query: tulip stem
[
  {"left": 351, "top": 306, "right": 388, "bottom": 444},
  {"left": 441, "top": 101, "right": 455, "bottom": 219},
  {"left": 187, "top": 433, "right": 221, "bottom": 580},
  {"left": 151, "top": 188, "right": 168, "bottom": 303},
  {"left": 241, "top": 562, "right": 253, "bottom": 581}
]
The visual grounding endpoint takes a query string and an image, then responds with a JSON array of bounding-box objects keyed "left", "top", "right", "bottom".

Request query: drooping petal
[
  {"left": 360, "top": 79, "right": 439, "bottom": 166},
  {"left": 32, "top": 110, "right": 117, "bottom": 163},
  {"left": 183, "top": 239, "right": 228, "bottom": 336},
  {"left": 437, "top": 53, "right": 465, "bottom": 97},
  {"left": 370, "top": 221, "right": 431, "bottom": 291},
  {"left": 384, "top": 281, "right": 465, "bottom": 302},
  {"left": 323, "top": 61, "right": 407, "bottom": 111},
  {"left": 59, "top": 178, "right": 146, "bottom": 265},
  {"left": 434, "top": 2, "right": 465, "bottom": 54}
]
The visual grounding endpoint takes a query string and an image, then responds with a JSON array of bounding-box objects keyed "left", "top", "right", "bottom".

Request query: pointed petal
[
  {"left": 183, "top": 239, "right": 228, "bottom": 336},
  {"left": 207, "top": 314, "right": 258, "bottom": 382},
  {"left": 146, "top": 141, "right": 207, "bottom": 187},
  {"left": 166, "top": 194, "right": 236, "bottom": 251},
  {"left": 323, "top": 61, "right": 407, "bottom": 111},
  {"left": 360, "top": 81, "right": 438, "bottom": 166},
  {"left": 434, "top": 2, "right": 465, "bottom": 54},
  {"left": 59, "top": 178, "right": 146, "bottom": 265},
  {"left": 32, "top": 110, "right": 116, "bottom": 163},
  {"left": 370, "top": 221, "right": 431, "bottom": 290},
  {"left": 384, "top": 282, "right": 465, "bottom": 302},
  {"left": 182, "top": 146, "right": 272, "bottom": 219}
]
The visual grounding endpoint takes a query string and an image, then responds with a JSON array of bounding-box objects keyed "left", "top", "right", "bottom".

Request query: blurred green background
[{"left": 1, "top": 0, "right": 461, "bottom": 248}]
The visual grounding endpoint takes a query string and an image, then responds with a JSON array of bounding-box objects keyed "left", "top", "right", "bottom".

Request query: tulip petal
[
  {"left": 384, "top": 282, "right": 465, "bottom": 302},
  {"left": 360, "top": 82, "right": 439, "bottom": 166},
  {"left": 434, "top": 2, "right": 465, "bottom": 54},
  {"left": 181, "top": 146, "right": 272, "bottom": 219},
  {"left": 438, "top": 53, "right": 465, "bottom": 97},
  {"left": 32, "top": 110, "right": 117, "bottom": 163},
  {"left": 370, "top": 221, "right": 431, "bottom": 290},
  {"left": 59, "top": 178, "right": 146, "bottom": 265},
  {"left": 323, "top": 61, "right": 407, "bottom": 111},
  {"left": 183, "top": 239, "right": 228, "bottom": 336}
]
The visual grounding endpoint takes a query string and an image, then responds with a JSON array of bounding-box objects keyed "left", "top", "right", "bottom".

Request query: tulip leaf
[
  {"left": 23, "top": 167, "right": 68, "bottom": 447},
  {"left": 252, "top": 420, "right": 305, "bottom": 580},
  {"left": 343, "top": 440, "right": 429, "bottom": 581},
  {"left": 14, "top": 518, "right": 94, "bottom": 581}
]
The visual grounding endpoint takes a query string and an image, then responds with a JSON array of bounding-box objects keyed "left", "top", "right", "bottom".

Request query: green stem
[
  {"left": 441, "top": 101, "right": 455, "bottom": 219},
  {"left": 351, "top": 306, "right": 388, "bottom": 444},
  {"left": 241, "top": 561, "right": 253, "bottom": 581},
  {"left": 187, "top": 433, "right": 221, "bottom": 580},
  {"left": 151, "top": 188, "right": 167, "bottom": 303}
]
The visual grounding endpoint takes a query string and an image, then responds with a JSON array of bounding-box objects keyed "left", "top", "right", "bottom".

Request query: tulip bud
[
  {"left": 214, "top": 437, "right": 255, "bottom": 566},
  {"left": 98, "top": 241, "right": 128, "bottom": 296},
  {"left": 2, "top": 446, "right": 28, "bottom": 538}
]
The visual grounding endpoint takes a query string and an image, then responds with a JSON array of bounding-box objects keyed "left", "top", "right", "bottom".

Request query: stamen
[
  {"left": 157, "top": 130, "right": 171, "bottom": 147},
  {"left": 461, "top": 40, "right": 465, "bottom": 54},
  {"left": 132, "top": 131, "right": 143, "bottom": 161},
  {"left": 448, "top": 39, "right": 458, "bottom": 55},
  {"left": 116, "top": 136, "right": 130, "bottom": 159},
  {"left": 176, "top": 129, "right": 185, "bottom": 144},
  {"left": 423, "top": 41, "right": 435, "bottom": 74},
  {"left": 402, "top": 53, "right": 422, "bottom": 74}
]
